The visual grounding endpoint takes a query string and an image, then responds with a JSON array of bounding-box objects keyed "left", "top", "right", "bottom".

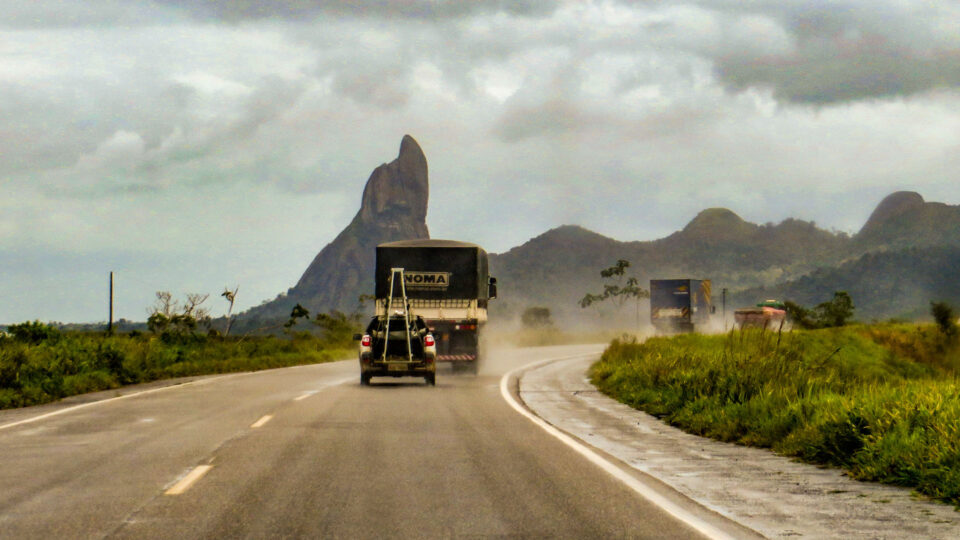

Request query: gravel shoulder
[{"left": 519, "top": 354, "right": 960, "bottom": 540}]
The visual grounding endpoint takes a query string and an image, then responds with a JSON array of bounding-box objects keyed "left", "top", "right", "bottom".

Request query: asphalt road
[{"left": 0, "top": 345, "right": 732, "bottom": 539}]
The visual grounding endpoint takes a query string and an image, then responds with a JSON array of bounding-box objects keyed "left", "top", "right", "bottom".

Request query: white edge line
[
  {"left": 0, "top": 374, "right": 242, "bottom": 432},
  {"left": 500, "top": 354, "right": 737, "bottom": 540},
  {"left": 165, "top": 465, "right": 214, "bottom": 495},
  {"left": 294, "top": 391, "right": 317, "bottom": 401},
  {"left": 250, "top": 414, "right": 273, "bottom": 428}
]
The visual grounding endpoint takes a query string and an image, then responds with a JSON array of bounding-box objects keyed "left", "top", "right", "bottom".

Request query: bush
[
  {"left": 7, "top": 321, "right": 60, "bottom": 344},
  {"left": 0, "top": 331, "right": 351, "bottom": 410},
  {"left": 931, "top": 301, "right": 957, "bottom": 340}
]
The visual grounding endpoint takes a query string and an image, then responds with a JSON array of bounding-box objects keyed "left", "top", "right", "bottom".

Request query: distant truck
[
  {"left": 375, "top": 240, "right": 497, "bottom": 374},
  {"left": 650, "top": 279, "right": 713, "bottom": 333},
  {"left": 734, "top": 300, "right": 787, "bottom": 329}
]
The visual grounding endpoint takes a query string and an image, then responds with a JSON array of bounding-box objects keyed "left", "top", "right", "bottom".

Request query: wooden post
[{"left": 108, "top": 271, "right": 114, "bottom": 334}]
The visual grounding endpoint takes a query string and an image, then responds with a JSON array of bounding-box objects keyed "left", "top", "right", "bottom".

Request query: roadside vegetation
[
  {"left": 591, "top": 304, "right": 960, "bottom": 507},
  {"left": 0, "top": 306, "right": 359, "bottom": 410}
]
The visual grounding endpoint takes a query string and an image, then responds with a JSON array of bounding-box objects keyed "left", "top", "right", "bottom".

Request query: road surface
[{"left": 0, "top": 345, "right": 747, "bottom": 539}]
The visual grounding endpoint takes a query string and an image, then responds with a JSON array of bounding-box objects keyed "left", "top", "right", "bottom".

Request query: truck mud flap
[{"left": 437, "top": 354, "right": 477, "bottom": 363}]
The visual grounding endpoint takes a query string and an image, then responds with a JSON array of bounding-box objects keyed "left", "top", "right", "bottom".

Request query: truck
[
  {"left": 734, "top": 300, "right": 787, "bottom": 329},
  {"left": 650, "top": 279, "right": 713, "bottom": 333},
  {"left": 374, "top": 240, "right": 497, "bottom": 374}
]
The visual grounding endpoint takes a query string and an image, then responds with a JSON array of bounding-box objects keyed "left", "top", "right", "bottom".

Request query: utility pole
[
  {"left": 108, "top": 271, "right": 114, "bottom": 334},
  {"left": 722, "top": 287, "right": 728, "bottom": 331}
]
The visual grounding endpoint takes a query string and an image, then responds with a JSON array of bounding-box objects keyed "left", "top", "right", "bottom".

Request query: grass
[
  {"left": 0, "top": 330, "right": 352, "bottom": 410},
  {"left": 590, "top": 323, "right": 960, "bottom": 507}
]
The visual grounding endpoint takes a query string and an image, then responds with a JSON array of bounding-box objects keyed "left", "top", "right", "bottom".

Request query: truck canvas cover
[{"left": 375, "top": 240, "right": 490, "bottom": 300}]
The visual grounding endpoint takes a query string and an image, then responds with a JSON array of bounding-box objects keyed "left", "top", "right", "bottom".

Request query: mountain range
[{"left": 233, "top": 136, "right": 960, "bottom": 329}]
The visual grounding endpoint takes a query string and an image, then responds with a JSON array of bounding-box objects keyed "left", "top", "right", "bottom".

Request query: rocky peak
[
  {"left": 237, "top": 135, "right": 431, "bottom": 323},
  {"left": 359, "top": 135, "right": 429, "bottom": 227}
]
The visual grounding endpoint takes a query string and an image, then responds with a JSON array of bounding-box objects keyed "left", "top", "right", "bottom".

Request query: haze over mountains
[{"left": 236, "top": 136, "right": 960, "bottom": 329}]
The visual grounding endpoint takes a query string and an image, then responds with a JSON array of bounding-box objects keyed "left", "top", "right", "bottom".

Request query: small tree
[
  {"left": 785, "top": 291, "right": 855, "bottom": 329},
  {"left": 285, "top": 303, "right": 310, "bottom": 329},
  {"left": 815, "top": 291, "right": 854, "bottom": 327},
  {"left": 579, "top": 259, "right": 649, "bottom": 328},
  {"left": 221, "top": 286, "right": 239, "bottom": 337},
  {"left": 931, "top": 301, "right": 957, "bottom": 340},
  {"left": 147, "top": 291, "right": 211, "bottom": 336}
]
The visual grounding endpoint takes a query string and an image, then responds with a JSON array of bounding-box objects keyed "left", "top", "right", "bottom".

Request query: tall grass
[
  {"left": 590, "top": 324, "right": 960, "bottom": 506},
  {"left": 0, "top": 331, "right": 352, "bottom": 410}
]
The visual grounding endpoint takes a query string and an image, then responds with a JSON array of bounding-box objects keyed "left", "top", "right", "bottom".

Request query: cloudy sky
[{"left": 2, "top": 0, "right": 959, "bottom": 323}]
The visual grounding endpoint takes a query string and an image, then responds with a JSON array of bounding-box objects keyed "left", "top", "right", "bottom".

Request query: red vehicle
[{"left": 734, "top": 300, "right": 787, "bottom": 329}]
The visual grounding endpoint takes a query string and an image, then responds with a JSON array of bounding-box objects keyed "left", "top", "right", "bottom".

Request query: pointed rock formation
[{"left": 240, "top": 135, "right": 430, "bottom": 325}]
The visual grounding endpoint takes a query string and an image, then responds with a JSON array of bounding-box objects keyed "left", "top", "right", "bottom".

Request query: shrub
[{"left": 7, "top": 321, "right": 60, "bottom": 344}]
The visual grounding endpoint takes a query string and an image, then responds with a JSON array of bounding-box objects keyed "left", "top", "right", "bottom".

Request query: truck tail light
[
  {"left": 424, "top": 335, "right": 435, "bottom": 347},
  {"left": 361, "top": 335, "right": 371, "bottom": 347}
]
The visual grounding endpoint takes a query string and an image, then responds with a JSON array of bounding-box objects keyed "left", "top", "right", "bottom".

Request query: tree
[
  {"left": 815, "top": 291, "right": 854, "bottom": 327},
  {"left": 285, "top": 303, "right": 310, "bottom": 329},
  {"left": 784, "top": 291, "right": 855, "bottom": 329},
  {"left": 147, "top": 291, "right": 211, "bottom": 336},
  {"left": 579, "top": 259, "right": 649, "bottom": 328},
  {"left": 221, "top": 286, "right": 239, "bottom": 337},
  {"left": 931, "top": 301, "right": 957, "bottom": 340},
  {"left": 521, "top": 307, "right": 553, "bottom": 328}
]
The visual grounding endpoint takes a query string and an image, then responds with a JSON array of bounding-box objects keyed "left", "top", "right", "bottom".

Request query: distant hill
[
  {"left": 489, "top": 211, "right": 853, "bottom": 324},
  {"left": 855, "top": 191, "right": 960, "bottom": 252},
  {"left": 733, "top": 246, "right": 960, "bottom": 320}
]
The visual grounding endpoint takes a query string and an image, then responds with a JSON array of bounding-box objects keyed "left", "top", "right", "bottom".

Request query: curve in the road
[{"left": 501, "top": 353, "right": 738, "bottom": 540}]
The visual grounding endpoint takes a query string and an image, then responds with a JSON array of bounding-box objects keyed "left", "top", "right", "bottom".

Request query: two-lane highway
[{"left": 0, "top": 346, "right": 742, "bottom": 539}]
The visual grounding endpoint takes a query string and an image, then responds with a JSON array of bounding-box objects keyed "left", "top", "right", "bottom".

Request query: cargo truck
[
  {"left": 650, "top": 279, "right": 713, "bottom": 333},
  {"left": 374, "top": 240, "right": 497, "bottom": 374}
]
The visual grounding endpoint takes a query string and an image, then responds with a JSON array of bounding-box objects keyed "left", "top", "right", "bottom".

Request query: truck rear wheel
[
  {"left": 425, "top": 373, "right": 436, "bottom": 386},
  {"left": 361, "top": 373, "right": 371, "bottom": 386}
]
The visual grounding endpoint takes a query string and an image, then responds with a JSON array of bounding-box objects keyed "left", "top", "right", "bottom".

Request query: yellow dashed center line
[
  {"left": 250, "top": 414, "right": 273, "bottom": 428},
  {"left": 294, "top": 391, "right": 317, "bottom": 401},
  {"left": 165, "top": 465, "right": 213, "bottom": 496}
]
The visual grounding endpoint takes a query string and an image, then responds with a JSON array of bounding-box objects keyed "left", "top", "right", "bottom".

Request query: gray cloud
[
  {"left": 2, "top": 0, "right": 960, "bottom": 323},
  {"left": 648, "top": 0, "right": 960, "bottom": 103},
  {"left": 159, "top": 0, "right": 558, "bottom": 21}
]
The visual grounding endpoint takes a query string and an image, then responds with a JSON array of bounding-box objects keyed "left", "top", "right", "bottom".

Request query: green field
[
  {"left": 0, "top": 324, "right": 351, "bottom": 410},
  {"left": 590, "top": 323, "right": 960, "bottom": 507}
]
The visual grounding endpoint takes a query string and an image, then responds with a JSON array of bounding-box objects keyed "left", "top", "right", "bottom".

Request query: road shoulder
[{"left": 518, "top": 354, "right": 960, "bottom": 540}]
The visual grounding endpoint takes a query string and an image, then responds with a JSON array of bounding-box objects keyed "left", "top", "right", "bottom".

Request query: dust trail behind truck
[{"left": 375, "top": 240, "right": 497, "bottom": 374}]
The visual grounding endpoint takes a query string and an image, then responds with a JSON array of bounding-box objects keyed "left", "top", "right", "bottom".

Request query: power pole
[
  {"left": 108, "top": 271, "right": 114, "bottom": 334},
  {"left": 722, "top": 287, "right": 728, "bottom": 331}
]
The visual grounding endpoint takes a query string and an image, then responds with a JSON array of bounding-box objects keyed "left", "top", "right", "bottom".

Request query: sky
[{"left": 2, "top": 0, "right": 959, "bottom": 323}]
